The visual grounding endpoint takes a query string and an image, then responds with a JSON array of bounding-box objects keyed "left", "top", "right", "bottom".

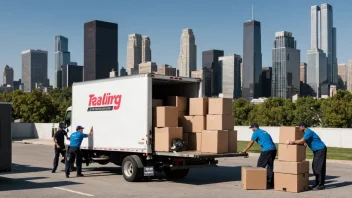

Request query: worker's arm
[
  {"left": 242, "top": 140, "right": 254, "bottom": 153},
  {"left": 53, "top": 136, "right": 60, "bottom": 148},
  {"left": 288, "top": 138, "right": 306, "bottom": 145}
]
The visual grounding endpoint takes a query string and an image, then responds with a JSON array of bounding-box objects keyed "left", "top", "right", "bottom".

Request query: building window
[{"left": 287, "top": 54, "right": 289, "bottom": 61}]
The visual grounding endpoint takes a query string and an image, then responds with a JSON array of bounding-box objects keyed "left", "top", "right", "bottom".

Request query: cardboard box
[
  {"left": 152, "top": 99, "right": 163, "bottom": 127},
  {"left": 279, "top": 126, "right": 303, "bottom": 144},
  {"left": 206, "top": 115, "right": 234, "bottom": 130},
  {"left": 274, "top": 161, "right": 309, "bottom": 174},
  {"left": 183, "top": 132, "right": 189, "bottom": 143},
  {"left": 152, "top": 99, "right": 163, "bottom": 107},
  {"left": 201, "top": 130, "right": 228, "bottom": 153},
  {"left": 156, "top": 107, "right": 178, "bottom": 127},
  {"left": 278, "top": 144, "right": 306, "bottom": 162},
  {"left": 179, "top": 116, "right": 206, "bottom": 133},
  {"left": 241, "top": 167, "right": 267, "bottom": 190},
  {"left": 228, "top": 130, "right": 238, "bottom": 153},
  {"left": 189, "top": 132, "right": 202, "bottom": 151},
  {"left": 208, "top": 98, "right": 232, "bottom": 115},
  {"left": 167, "top": 96, "right": 188, "bottom": 112},
  {"left": 155, "top": 127, "right": 183, "bottom": 152},
  {"left": 189, "top": 98, "right": 208, "bottom": 115},
  {"left": 274, "top": 173, "right": 309, "bottom": 193}
]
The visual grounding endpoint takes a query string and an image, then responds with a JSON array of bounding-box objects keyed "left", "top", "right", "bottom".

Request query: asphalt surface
[{"left": 1, "top": 143, "right": 352, "bottom": 198}]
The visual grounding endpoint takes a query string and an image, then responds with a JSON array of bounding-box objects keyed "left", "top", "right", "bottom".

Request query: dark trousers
[
  {"left": 53, "top": 146, "right": 66, "bottom": 171},
  {"left": 257, "top": 149, "right": 277, "bottom": 186},
  {"left": 65, "top": 147, "right": 82, "bottom": 176},
  {"left": 312, "top": 147, "right": 327, "bottom": 186}
]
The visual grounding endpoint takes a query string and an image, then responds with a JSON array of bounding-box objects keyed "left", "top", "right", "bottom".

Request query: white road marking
[{"left": 53, "top": 187, "right": 94, "bottom": 197}]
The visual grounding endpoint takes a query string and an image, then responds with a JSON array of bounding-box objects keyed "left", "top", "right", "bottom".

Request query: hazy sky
[{"left": 1, "top": 0, "right": 351, "bottom": 83}]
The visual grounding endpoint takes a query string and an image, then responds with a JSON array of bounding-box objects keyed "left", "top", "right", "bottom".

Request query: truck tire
[
  {"left": 122, "top": 156, "right": 143, "bottom": 182},
  {"left": 164, "top": 168, "right": 189, "bottom": 180}
]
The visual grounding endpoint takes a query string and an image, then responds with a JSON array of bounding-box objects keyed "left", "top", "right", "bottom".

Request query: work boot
[
  {"left": 52, "top": 169, "right": 56, "bottom": 173},
  {"left": 77, "top": 173, "right": 85, "bottom": 177},
  {"left": 61, "top": 159, "right": 65, "bottom": 164},
  {"left": 313, "top": 185, "right": 325, "bottom": 191}
]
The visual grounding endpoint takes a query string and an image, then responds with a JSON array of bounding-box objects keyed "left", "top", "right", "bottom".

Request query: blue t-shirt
[
  {"left": 69, "top": 132, "right": 89, "bottom": 147},
  {"left": 303, "top": 128, "right": 326, "bottom": 151},
  {"left": 251, "top": 129, "right": 276, "bottom": 152}
]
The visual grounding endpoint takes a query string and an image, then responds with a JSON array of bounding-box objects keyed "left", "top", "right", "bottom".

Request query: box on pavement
[
  {"left": 201, "top": 130, "right": 228, "bottom": 153},
  {"left": 206, "top": 115, "right": 234, "bottom": 130},
  {"left": 278, "top": 144, "right": 306, "bottom": 162},
  {"left": 179, "top": 115, "right": 206, "bottom": 133},
  {"left": 279, "top": 126, "right": 303, "bottom": 144},
  {"left": 274, "top": 173, "right": 309, "bottom": 193},
  {"left": 189, "top": 98, "right": 208, "bottom": 115},
  {"left": 154, "top": 127, "right": 183, "bottom": 152},
  {"left": 167, "top": 96, "right": 188, "bottom": 112},
  {"left": 156, "top": 106, "right": 178, "bottom": 127},
  {"left": 274, "top": 161, "right": 309, "bottom": 174},
  {"left": 189, "top": 132, "right": 202, "bottom": 151},
  {"left": 241, "top": 167, "right": 267, "bottom": 190},
  {"left": 208, "top": 98, "right": 232, "bottom": 115},
  {"left": 228, "top": 130, "right": 238, "bottom": 153}
]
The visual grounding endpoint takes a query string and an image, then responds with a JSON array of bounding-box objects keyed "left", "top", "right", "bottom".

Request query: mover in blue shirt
[
  {"left": 241, "top": 123, "right": 277, "bottom": 187},
  {"left": 287, "top": 122, "right": 327, "bottom": 191},
  {"left": 65, "top": 125, "right": 93, "bottom": 178}
]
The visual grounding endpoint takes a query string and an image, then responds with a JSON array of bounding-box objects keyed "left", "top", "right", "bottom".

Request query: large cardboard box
[
  {"left": 189, "top": 98, "right": 208, "bottom": 115},
  {"left": 241, "top": 167, "right": 267, "bottom": 190},
  {"left": 156, "top": 107, "right": 178, "bottom": 127},
  {"left": 167, "top": 96, "right": 188, "bottom": 112},
  {"left": 206, "top": 115, "right": 234, "bottom": 130},
  {"left": 274, "top": 173, "right": 309, "bottom": 193},
  {"left": 179, "top": 116, "right": 206, "bottom": 133},
  {"left": 279, "top": 126, "right": 303, "bottom": 144},
  {"left": 208, "top": 98, "right": 232, "bottom": 115},
  {"left": 152, "top": 99, "right": 163, "bottom": 127},
  {"left": 155, "top": 127, "right": 183, "bottom": 152},
  {"left": 228, "top": 130, "right": 238, "bottom": 153},
  {"left": 201, "top": 130, "right": 228, "bottom": 153},
  {"left": 274, "top": 161, "right": 309, "bottom": 174},
  {"left": 278, "top": 144, "right": 306, "bottom": 162},
  {"left": 189, "top": 132, "right": 202, "bottom": 151}
]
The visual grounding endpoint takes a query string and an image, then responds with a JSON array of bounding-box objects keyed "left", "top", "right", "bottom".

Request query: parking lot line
[{"left": 53, "top": 187, "right": 94, "bottom": 197}]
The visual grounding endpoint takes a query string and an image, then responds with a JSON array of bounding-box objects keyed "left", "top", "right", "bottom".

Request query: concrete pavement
[{"left": 1, "top": 143, "right": 351, "bottom": 197}]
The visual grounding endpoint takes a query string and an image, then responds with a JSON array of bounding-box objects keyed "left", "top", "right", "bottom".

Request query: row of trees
[
  {"left": 232, "top": 90, "right": 352, "bottom": 128},
  {"left": 1, "top": 88, "right": 351, "bottom": 128}
]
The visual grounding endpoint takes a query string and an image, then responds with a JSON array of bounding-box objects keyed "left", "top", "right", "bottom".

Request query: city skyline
[{"left": 3, "top": 1, "right": 352, "bottom": 83}]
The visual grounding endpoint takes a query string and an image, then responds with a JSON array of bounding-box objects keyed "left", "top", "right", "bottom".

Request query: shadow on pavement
[
  {"left": 0, "top": 176, "right": 82, "bottom": 192},
  {"left": 82, "top": 166, "right": 122, "bottom": 177},
  {"left": 324, "top": 181, "right": 352, "bottom": 189},
  {"left": 1, "top": 163, "right": 52, "bottom": 175}
]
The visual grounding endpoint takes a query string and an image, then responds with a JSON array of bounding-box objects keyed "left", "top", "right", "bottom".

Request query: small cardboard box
[
  {"left": 189, "top": 98, "right": 208, "bottom": 115},
  {"left": 201, "top": 130, "right": 228, "bottom": 153},
  {"left": 206, "top": 115, "right": 234, "bottom": 130},
  {"left": 167, "top": 96, "right": 188, "bottom": 112},
  {"left": 278, "top": 144, "right": 306, "bottom": 162},
  {"left": 156, "top": 106, "right": 178, "bottom": 127},
  {"left": 274, "top": 161, "right": 309, "bottom": 174},
  {"left": 241, "top": 167, "right": 267, "bottom": 190},
  {"left": 183, "top": 132, "right": 189, "bottom": 143},
  {"left": 228, "top": 130, "right": 238, "bottom": 153},
  {"left": 155, "top": 127, "right": 183, "bottom": 152},
  {"left": 274, "top": 172, "right": 309, "bottom": 193},
  {"left": 208, "top": 98, "right": 232, "bottom": 115},
  {"left": 279, "top": 126, "right": 303, "bottom": 144},
  {"left": 179, "top": 116, "right": 206, "bottom": 133},
  {"left": 189, "top": 132, "right": 202, "bottom": 151}
]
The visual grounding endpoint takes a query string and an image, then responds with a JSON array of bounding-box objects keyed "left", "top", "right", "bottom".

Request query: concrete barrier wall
[
  {"left": 234, "top": 126, "right": 352, "bottom": 149},
  {"left": 12, "top": 123, "right": 59, "bottom": 140}
]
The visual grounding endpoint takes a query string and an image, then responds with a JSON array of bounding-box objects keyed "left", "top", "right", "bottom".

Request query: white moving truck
[{"left": 63, "top": 74, "right": 247, "bottom": 182}]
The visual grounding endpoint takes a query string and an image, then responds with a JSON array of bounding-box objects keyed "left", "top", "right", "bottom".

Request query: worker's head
[
  {"left": 249, "top": 123, "right": 259, "bottom": 132},
  {"left": 298, "top": 122, "right": 308, "bottom": 132},
  {"left": 59, "top": 123, "right": 66, "bottom": 130},
  {"left": 76, "top": 125, "right": 84, "bottom": 132}
]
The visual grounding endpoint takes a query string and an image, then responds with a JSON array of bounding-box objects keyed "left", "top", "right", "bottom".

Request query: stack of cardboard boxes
[{"left": 274, "top": 127, "right": 309, "bottom": 193}]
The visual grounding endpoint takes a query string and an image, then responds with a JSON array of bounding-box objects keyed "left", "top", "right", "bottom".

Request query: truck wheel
[
  {"left": 164, "top": 168, "right": 189, "bottom": 179},
  {"left": 122, "top": 156, "right": 143, "bottom": 182}
]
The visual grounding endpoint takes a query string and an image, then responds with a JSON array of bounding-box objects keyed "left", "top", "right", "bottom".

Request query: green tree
[
  {"left": 232, "top": 98, "right": 253, "bottom": 125},
  {"left": 293, "top": 97, "right": 321, "bottom": 127}
]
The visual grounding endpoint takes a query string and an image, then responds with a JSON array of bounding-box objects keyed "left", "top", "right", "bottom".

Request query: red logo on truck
[{"left": 87, "top": 93, "right": 122, "bottom": 112}]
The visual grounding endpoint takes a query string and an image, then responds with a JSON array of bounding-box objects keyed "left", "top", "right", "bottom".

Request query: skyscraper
[
  {"left": 191, "top": 68, "right": 212, "bottom": 97},
  {"left": 84, "top": 20, "right": 118, "bottom": 81},
  {"left": 308, "top": 4, "right": 338, "bottom": 97},
  {"left": 261, "top": 67, "right": 272, "bottom": 98},
  {"left": 242, "top": 20, "right": 262, "bottom": 100},
  {"left": 177, "top": 29, "right": 197, "bottom": 77},
  {"left": 21, "top": 49, "right": 48, "bottom": 92},
  {"left": 138, "top": 62, "right": 157, "bottom": 74},
  {"left": 346, "top": 60, "right": 352, "bottom": 92},
  {"left": 202, "top": 50, "right": 224, "bottom": 96},
  {"left": 338, "top": 63, "right": 347, "bottom": 89},
  {"left": 272, "top": 31, "right": 300, "bottom": 99},
  {"left": 307, "top": 48, "right": 328, "bottom": 97},
  {"left": 3, "top": 65, "right": 14, "bottom": 87},
  {"left": 126, "top": 34, "right": 142, "bottom": 75},
  {"left": 218, "top": 54, "right": 242, "bottom": 99},
  {"left": 300, "top": 62, "right": 307, "bottom": 83},
  {"left": 54, "top": 35, "right": 71, "bottom": 88},
  {"left": 142, "top": 36, "right": 151, "bottom": 63},
  {"left": 61, "top": 64, "right": 83, "bottom": 87},
  {"left": 157, "top": 64, "right": 177, "bottom": 76}
]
